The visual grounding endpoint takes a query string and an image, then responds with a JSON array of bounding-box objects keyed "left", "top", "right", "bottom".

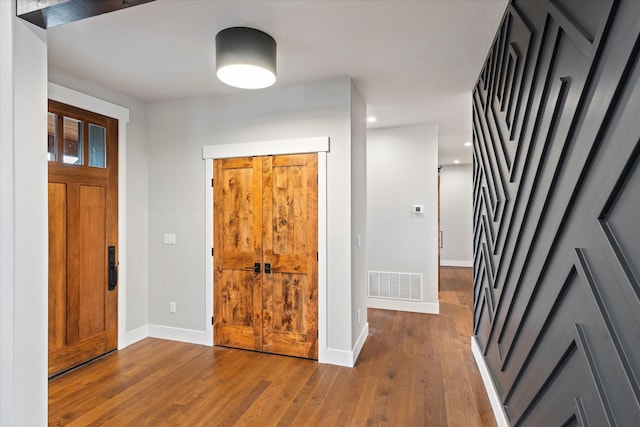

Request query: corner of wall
[{"left": 471, "top": 337, "right": 509, "bottom": 427}]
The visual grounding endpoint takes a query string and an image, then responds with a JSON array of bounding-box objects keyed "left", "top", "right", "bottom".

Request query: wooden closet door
[
  {"left": 262, "top": 154, "right": 318, "bottom": 359},
  {"left": 213, "top": 154, "right": 318, "bottom": 359},
  {"left": 213, "top": 157, "right": 263, "bottom": 351}
]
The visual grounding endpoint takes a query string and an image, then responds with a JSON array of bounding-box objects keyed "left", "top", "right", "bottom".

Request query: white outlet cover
[{"left": 163, "top": 233, "right": 176, "bottom": 245}]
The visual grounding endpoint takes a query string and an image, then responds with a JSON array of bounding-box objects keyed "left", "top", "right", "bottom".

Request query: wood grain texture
[
  {"left": 214, "top": 154, "right": 318, "bottom": 359},
  {"left": 263, "top": 154, "right": 318, "bottom": 359},
  {"left": 214, "top": 157, "right": 263, "bottom": 351},
  {"left": 48, "top": 183, "right": 68, "bottom": 351},
  {"left": 77, "top": 185, "right": 106, "bottom": 340},
  {"left": 49, "top": 267, "right": 495, "bottom": 427},
  {"left": 48, "top": 100, "right": 118, "bottom": 377}
]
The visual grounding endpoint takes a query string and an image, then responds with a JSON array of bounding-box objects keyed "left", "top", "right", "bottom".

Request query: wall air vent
[{"left": 368, "top": 271, "right": 422, "bottom": 302}]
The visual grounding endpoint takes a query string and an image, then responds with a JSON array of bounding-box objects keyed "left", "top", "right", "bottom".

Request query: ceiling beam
[{"left": 16, "top": 0, "right": 155, "bottom": 29}]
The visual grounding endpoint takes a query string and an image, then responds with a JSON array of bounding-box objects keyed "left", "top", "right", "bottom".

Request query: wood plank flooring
[{"left": 49, "top": 267, "right": 496, "bottom": 426}]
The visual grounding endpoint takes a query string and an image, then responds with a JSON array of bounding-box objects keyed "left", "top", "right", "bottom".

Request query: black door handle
[
  {"left": 265, "top": 263, "right": 271, "bottom": 274},
  {"left": 244, "top": 263, "right": 261, "bottom": 274},
  {"left": 108, "top": 246, "right": 117, "bottom": 291}
]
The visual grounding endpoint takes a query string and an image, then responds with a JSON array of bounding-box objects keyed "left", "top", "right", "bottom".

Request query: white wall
[
  {"left": 439, "top": 164, "right": 473, "bottom": 266},
  {"left": 367, "top": 124, "right": 439, "bottom": 313},
  {"left": 0, "top": 7, "right": 48, "bottom": 425},
  {"left": 48, "top": 68, "right": 150, "bottom": 334},
  {"left": 350, "top": 82, "right": 369, "bottom": 359},
  {"left": 147, "top": 77, "right": 362, "bottom": 363}
]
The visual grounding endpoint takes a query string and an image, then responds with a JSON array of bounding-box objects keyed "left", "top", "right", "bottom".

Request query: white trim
[
  {"left": 202, "top": 137, "right": 329, "bottom": 160},
  {"left": 324, "top": 348, "right": 355, "bottom": 367},
  {"left": 203, "top": 137, "right": 330, "bottom": 364},
  {"left": 121, "top": 324, "right": 148, "bottom": 348},
  {"left": 367, "top": 298, "right": 440, "bottom": 314},
  {"left": 440, "top": 259, "right": 473, "bottom": 267},
  {"left": 471, "top": 336, "right": 509, "bottom": 427},
  {"left": 317, "top": 152, "right": 327, "bottom": 363},
  {"left": 148, "top": 325, "right": 209, "bottom": 346},
  {"left": 47, "top": 83, "right": 132, "bottom": 351},
  {"left": 352, "top": 322, "right": 369, "bottom": 366},
  {"left": 48, "top": 83, "right": 130, "bottom": 122},
  {"left": 0, "top": 3, "right": 16, "bottom": 424},
  {"left": 204, "top": 160, "right": 214, "bottom": 346},
  {"left": 324, "top": 323, "right": 368, "bottom": 367}
]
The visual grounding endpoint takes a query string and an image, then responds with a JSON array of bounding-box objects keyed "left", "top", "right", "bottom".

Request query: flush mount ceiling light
[{"left": 215, "top": 27, "right": 277, "bottom": 89}]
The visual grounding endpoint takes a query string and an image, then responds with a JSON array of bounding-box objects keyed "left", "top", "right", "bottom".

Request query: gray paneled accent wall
[{"left": 473, "top": 0, "right": 640, "bottom": 425}]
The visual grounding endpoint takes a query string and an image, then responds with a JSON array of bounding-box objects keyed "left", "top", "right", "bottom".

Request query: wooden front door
[
  {"left": 214, "top": 154, "right": 318, "bottom": 359},
  {"left": 48, "top": 100, "right": 119, "bottom": 377}
]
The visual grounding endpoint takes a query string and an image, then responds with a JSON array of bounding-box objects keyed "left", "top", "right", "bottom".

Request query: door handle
[
  {"left": 108, "top": 246, "right": 117, "bottom": 291},
  {"left": 244, "top": 263, "right": 261, "bottom": 274},
  {"left": 265, "top": 263, "right": 271, "bottom": 274}
]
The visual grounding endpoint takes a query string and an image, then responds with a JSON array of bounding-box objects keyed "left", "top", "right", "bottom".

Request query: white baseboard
[
  {"left": 471, "top": 336, "right": 509, "bottom": 427},
  {"left": 323, "top": 347, "right": 354, "bottom": 367},
  {"left": 352, "top": 322, "right": 369, "bottom": 365},
  {"left": 367, "top": 298, "right": 439, "bottom": 314},
  {"left": 148, "top": 324, "right": 211, "bottom": 346},
  {"left": 119, "top": 324, "right": 148, "bottom": 349},
  {"left": 440, "top": 259, "right": 473, "bottom": 267},
  {"left": 322, "top": 324, "right": 369, "bottom": 368}
]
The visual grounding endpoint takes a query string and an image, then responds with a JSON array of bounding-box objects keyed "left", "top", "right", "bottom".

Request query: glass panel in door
[
  {"left": 88, "top": 123, "right": 106, "bottom": 168},
  {"left": 63, "top": 116, "right": 83, "bottom": 165}
]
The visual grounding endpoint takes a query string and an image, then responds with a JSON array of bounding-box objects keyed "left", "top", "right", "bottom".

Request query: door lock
[{"left": 108, "top": 246, "right": 118, "bottom": 291}]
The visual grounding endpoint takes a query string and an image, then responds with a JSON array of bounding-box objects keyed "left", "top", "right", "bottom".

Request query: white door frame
[{"left": 202, "top": 137, "right": 329, "bottom": 363}]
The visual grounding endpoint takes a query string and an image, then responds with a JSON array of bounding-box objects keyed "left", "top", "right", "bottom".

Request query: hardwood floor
[{"left": 49, "top": 267, "right": 496, "bottom": 426}]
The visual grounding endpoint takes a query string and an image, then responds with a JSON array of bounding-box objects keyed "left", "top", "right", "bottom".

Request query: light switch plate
[{"left": 163, "top": 233, "right": 176, "bottom": 245}]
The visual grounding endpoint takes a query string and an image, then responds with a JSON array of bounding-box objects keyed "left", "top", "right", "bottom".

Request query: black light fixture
[{"left": 215, "top": 27, "right": 277, "bottom": 89}]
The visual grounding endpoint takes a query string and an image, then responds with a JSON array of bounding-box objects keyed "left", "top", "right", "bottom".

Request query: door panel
[
  {"left": 77, "top": 185, "right": 107, "bottom": 340},
  {"left": 48, "top": 100, "right": 118, "bottom": 377},
  {"left": 214, "top": 157, "right": 263, "bottom": 351},
  {"left": 213, "top": 153, "right": 318, "bottom": 359},
  {"left": 48, "top": 183, "right": 67, "bottom": 351},
  {"left": 262, "top": 154, "right": 318, "bottom": 359}
]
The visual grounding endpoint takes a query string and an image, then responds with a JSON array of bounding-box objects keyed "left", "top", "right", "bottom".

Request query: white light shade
[
  {"left": 216, "top": 27, "right": 277, "bottom": 89},
  {"left": 217, "top": 64, "right": 275, "bottom": 89}
]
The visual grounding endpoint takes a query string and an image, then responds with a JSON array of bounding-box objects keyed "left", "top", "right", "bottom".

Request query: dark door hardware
[
  {"left": 244, "top": 263, "right": 261, "bottom": 274},
  {"left": 108, "top": 246, "right": 117, "bottom": 291}
]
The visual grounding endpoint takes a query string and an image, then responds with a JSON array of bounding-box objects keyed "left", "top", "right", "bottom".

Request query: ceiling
[{"left": 47, "top": 0, "right": 508, "bottom": 165}]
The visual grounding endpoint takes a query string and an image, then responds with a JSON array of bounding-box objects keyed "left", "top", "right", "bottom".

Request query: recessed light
[
  {"left": 367, "top": 116, "right": 377, "bottom": 123},
  {"left": 453, "top": 160, "right": 461, "bottom": 164},
  {"left": 464, "top": 142, "right": 472, "bottom": 147}
]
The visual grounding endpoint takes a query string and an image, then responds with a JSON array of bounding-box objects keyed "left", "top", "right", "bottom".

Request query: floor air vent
[{"left": 368, "top": 271, "right": 423, "bottom": 302}]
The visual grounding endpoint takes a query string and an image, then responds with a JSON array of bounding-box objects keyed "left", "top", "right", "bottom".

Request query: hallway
[{"left": 49, "top": 267, "right": 495, "bottom": 426}]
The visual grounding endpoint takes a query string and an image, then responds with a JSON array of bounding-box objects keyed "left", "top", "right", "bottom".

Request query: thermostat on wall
[{"left": 412, "top": 204, "right": 424, "bottom": 214}]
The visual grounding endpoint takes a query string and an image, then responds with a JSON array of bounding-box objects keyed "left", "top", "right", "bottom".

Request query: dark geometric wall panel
[{"left": 473, "top": 0, "right": 640, "bottom": 425}]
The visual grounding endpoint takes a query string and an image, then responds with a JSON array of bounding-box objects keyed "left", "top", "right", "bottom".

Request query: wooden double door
[{"left": 213, "top": 154, "right": 318, "bottom": 359}]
